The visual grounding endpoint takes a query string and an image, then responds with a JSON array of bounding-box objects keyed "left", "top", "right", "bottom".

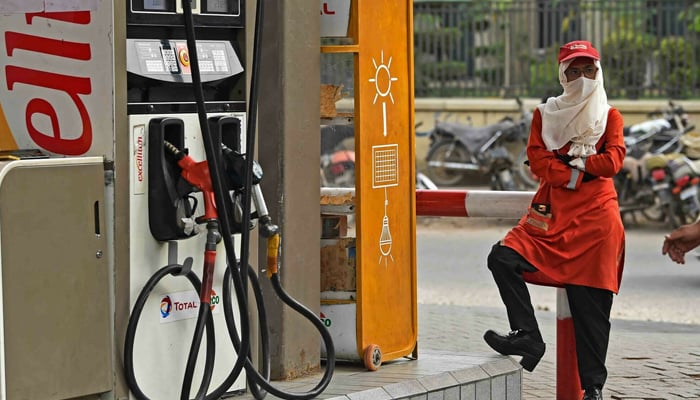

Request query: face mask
[{"left": 561, "top": 76, "right": 599, "bottom": 103}]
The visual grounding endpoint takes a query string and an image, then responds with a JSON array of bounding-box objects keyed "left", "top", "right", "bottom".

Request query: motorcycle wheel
[
  {"left": 492, "top": 168, "right": 517, "bottom": 191},
  {"left": 665, "top": 198, "right": 682, "bottom": 229},
  {"left": 673, "top": 196, "right": 699, "bottom": 227},
  {"left": 640, "top": 199, "right": 667, "bottom": 222},
  {"left": 515, "top": 147, "right": 539, "bottom": 190},
  {"left": 425, "top": 140, "right": 470, "bottom": 186}
]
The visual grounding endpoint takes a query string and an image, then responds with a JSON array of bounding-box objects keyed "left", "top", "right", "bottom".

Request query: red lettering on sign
[
  {"left": 6, "top": 66, "right": 92, "bottom": 155},
  {"left": 136, "top": 136, "right": 144, "bottom": 182},
  {"left": 5, "top": 32, "right": 91, "bottom": 60},
  {"left": 321, "top": 3, "right": 336, "bottom": 15},
  {"left": 174, "top": 301, "right": 199, "bottom": 311},
  {"left": 25, "top": 11, "right": 91, "bottom": 25}
]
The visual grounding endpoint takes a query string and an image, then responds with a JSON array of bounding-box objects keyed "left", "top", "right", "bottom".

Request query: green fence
[
  {"left": 321, "top": 0, "right": 700, "bottom": 100},
  {"left": 414, "top": 0, "right": 700, "bottom": 99}
]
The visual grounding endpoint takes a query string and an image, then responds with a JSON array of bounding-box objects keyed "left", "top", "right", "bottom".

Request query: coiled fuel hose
[{"left": 123, "top": 1, "right": 335, "bottom": 399}]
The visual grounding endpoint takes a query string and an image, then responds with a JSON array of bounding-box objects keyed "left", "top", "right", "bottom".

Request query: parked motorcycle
[
  {"left": 615, "top": 154, "right": 684, "bottom": 227},
  {"left": 623, "top": 100, "right": 692, "bottom": 157},
  {"left": 667, "top": 155, "right": 700, "bottom": 225},
  {"left": 615, "top": 102, "right": 698, "bottom": 227},
  {"left": 424, "top": 97, "right": 535, "bottom": 190}
]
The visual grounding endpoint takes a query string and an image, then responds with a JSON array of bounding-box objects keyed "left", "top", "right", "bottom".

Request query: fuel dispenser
[
  {"left": 125, "top": 1, "right": 249, "bottom": 398},
  {"left": 124, "top": 1, "right": 336, "bottom": 399}
]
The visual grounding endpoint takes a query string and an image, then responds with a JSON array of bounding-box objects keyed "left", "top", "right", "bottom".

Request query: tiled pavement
[
  {"left": 419, "top": 304, "right": 700, "bottom": 399},
  {"left": 232, "top": 304, "right": 700, "bottom": 400}
]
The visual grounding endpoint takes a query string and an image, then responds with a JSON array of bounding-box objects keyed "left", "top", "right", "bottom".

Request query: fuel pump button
[{"left": 179, "top": 48, "right": 190, "bottom": 67}]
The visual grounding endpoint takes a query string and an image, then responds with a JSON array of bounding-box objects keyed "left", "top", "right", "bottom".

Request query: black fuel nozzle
[
  {"left": 220, "top": 143, "right": 278, "bottom": 237},
  {"left": 221, "top": 144, "right": 263, "bottom": 190}
]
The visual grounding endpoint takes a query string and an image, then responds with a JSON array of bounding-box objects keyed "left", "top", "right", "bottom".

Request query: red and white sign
[
  {"left": 0, "top": 1, "right": 99, "bottom": 14},
  {"left": 320, "top": 0, "right": 350, "bottom": 38},
  {"left": 0, "top": 3, "right": 114, "bottom": 157}
]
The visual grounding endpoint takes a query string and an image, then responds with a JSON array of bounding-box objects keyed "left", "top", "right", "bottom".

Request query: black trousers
[{"left": 487, "top": 242, "right": 613, "bottom": 389}]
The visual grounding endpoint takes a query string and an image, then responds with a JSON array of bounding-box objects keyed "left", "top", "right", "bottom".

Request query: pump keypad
[{"left": 160, "top": 45, "right": 180, "bottom": 73}]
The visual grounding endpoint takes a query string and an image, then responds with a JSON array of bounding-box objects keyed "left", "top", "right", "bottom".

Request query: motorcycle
[
  {"left": 623, "top": 100, "right": 692, "bottom": 157},
  {"left": 615, "top": 153, "right": 684, "bottom": 228},
  {"left": 615, "top": 102, "right": 698, "bottom": 227},
  {"left": 667, "top": 155, "right": 700, "bottom": 225},
  {"left": 424, "top": 97, "right": 535, "bottom": 190}
]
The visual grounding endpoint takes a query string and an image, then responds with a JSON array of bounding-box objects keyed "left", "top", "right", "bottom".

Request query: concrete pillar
[{"left": 257, "top": 0, "right": 322, "bottom": 379}]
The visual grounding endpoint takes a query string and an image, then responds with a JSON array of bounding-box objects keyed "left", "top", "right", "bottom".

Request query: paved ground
[
  {"left": 415, "top": 215, "right": 700, "bottom": 399},
  {"left": 418, "top": 303, "right": 700, "bottom": 399}
]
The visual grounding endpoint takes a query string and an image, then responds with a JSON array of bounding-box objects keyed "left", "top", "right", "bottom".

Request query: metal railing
[
  {"left": 413, "top": 0, "right": 700, "bottom": 99},
  {"left": 321, "top": 0, "right": 700, "bottom": 100}
]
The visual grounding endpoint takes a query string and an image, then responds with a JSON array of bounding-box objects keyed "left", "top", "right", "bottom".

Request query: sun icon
[{"left": 368, "top": 50, "right": 399, "bottom": 137}]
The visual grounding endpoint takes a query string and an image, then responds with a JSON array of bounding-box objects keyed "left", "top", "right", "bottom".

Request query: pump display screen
[
  {"left": 131, "top": 0, "right": 175, "bottom": 12},
  {"left": 144, "top": 0, "right": 167, "bottom": 10},
  {"left": 204, "top": 0, "right": 239, "bottom": 14}
]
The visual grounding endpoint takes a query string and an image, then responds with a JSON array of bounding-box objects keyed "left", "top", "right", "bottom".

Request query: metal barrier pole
[
  {"left": 556, "top": 288, "right": 583, "bottom": 400},
  {"left": 415, "top": 189, "right": 532, "bottom": 218}
]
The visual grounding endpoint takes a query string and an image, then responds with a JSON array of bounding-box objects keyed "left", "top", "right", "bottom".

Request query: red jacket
[{"left": 502, "top": 107, "right": 626, "bottom": 293}]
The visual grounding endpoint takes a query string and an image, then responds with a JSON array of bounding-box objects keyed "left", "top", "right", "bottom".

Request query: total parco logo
[
  {"left": 160, "top": 295, "right": 173, "bottom": 318},
  {"left": 158, "top": 289, "right": 223, "bottom": 323}
]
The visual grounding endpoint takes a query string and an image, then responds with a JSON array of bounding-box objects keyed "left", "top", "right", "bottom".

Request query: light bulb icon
[
  {"left": 378, "top": 195, "right": 394, "bottom": 267},
  {"left": 379, "top": 215, "right": 392, "bottom": 256}
]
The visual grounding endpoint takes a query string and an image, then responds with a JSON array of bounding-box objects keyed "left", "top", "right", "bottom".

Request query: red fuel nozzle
[{"left": 167, "top": 143, "right": 218, "bottom": 221}]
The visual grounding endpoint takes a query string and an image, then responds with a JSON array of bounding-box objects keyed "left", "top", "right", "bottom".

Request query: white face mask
[{"left": 561, "top": 76, "right": 600, "bottom": 105}]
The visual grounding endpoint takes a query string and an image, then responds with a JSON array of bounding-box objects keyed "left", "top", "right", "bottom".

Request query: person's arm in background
[{"left": 662, "top": 220, "right": 700, "bottom": 264}]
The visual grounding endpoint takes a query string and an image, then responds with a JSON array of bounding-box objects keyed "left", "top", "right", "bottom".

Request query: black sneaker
[
  {"left": 483, "top": 329, "right": 546, "bottom": 372},
  {"left": 583, "top": 386, "right": 603, "bottom": 400}
]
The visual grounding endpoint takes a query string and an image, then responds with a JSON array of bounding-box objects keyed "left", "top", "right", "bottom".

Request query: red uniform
[{"left": 502, "top": 107, "right": 626, "bottom": 293}]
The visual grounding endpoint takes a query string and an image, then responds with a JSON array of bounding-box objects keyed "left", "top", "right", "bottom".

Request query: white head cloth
[{"left": 537, "top": 59, "right": 610, "bottom": 157}]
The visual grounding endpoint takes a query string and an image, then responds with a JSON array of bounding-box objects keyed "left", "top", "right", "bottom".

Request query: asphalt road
[{"left": 416, "top": 215, "right": 700, "bottom": 325}]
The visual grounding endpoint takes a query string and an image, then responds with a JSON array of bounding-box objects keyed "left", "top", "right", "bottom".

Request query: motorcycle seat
[{"left": 436, "top": 119, "right": 517, "bottom": 154}]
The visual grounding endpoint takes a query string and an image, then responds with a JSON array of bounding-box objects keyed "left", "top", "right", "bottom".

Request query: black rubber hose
[
  {"left": 179, "top": 0, "right": 337, "bottom": 398},
  {"left": 222, "top": 262, "right": 336, "bottom": 400},
  {"left": 201, "top": 259, "right": 250, "bottom": 400},
  {"left": 218, "top": 0, "right": 338, "bottom": 396},
  {"left": 123, "top": 262, "right": 216, "bottom": 400},
  {"left": 237, "top": 0, "right": 265, "bottom": 298},
  {"left": 180, "top": 1, "right": 254, "bottom": 397},
  {"left": 182, "top": 305, "right": 216, "bottom": 400},
  {"left": 244, "top": 272, "right": 335, "bottom": 400},
  {"left": 223, "top": 263, "right": 270, "bottom": 400}
]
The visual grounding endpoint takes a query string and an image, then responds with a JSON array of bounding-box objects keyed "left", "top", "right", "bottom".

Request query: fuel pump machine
[
  {"left": 125, "top": 1, "right": 249, "bottom": 398},
  {"left": 0, "top": 2, "right": 334, "bottom": 399}
]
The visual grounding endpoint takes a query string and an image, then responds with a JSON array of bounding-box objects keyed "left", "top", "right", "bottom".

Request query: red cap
[{"left": 558, "top": 40, "right": 600, "bottom": 63}]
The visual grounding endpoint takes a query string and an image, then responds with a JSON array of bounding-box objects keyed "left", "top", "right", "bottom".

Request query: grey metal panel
[{"left": 0, "top": 161, "right": 111, "bottom": 399}]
